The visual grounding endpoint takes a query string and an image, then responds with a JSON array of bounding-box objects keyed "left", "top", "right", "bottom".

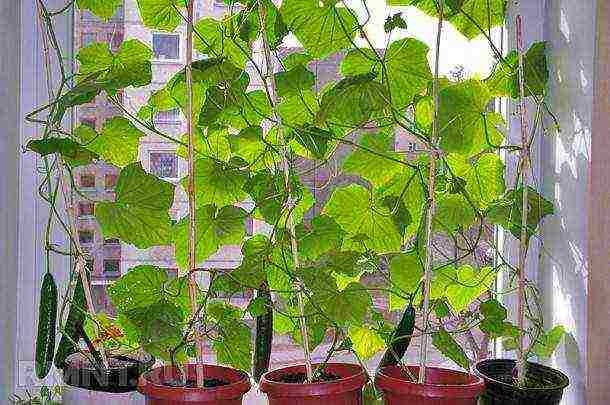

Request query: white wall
[
  {"left": 539, "top": 1, "right": 597, "bottom": 404},
  {"left": 0, "top": 0, "right": 21, "bottom": 400}
]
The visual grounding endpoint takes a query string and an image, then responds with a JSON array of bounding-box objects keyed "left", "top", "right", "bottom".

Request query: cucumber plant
[{"left": 27, "top": 0, "right": 567, "bottom": 391}]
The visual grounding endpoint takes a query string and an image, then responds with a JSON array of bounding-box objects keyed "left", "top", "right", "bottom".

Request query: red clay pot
[
  {"left": 260, "top": 363, "right": 367, "bottom": 405},
  {"left": 376, "top": 365, "right": 485, "bottom": 405},
  {"left": 138, "top": 364, "right": 251, "bottom": 404}
]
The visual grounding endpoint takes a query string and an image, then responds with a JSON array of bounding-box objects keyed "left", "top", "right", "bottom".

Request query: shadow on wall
[{"left": 540, "top": 1, "right": 596, "bottom": 404}]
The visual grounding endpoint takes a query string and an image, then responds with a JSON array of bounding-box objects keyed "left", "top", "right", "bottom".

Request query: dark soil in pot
[
  {"left": 259, "top": 363, "right": 367, "bottom": 405},
  {"left": 476, "top": 359, "right": 569, "bottom": 405},
  {"left": 62, "top": 351, "right": 154, "bottom": 393},
  {"left": 138, "top": 364, "right": 251, "bottom": 404},
  {"left": 375, "top": 365, "right": 485, "bottom": 405}
]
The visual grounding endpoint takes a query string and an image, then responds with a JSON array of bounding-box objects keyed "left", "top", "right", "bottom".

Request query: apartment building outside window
[
  {"left": 79, "top": 173, "right": 95, "bottom": 189},
  {"left": 104, "top": 173, "right": 118, "bottom": 190},
  {"left": 78, "top": 230, "right": 94, "bottom": 245},
  {"left": 152, "top": 33, "right": 180, "bottom": 61},
  {"left": 154, "top": 107, "right": 180, "bottom": 124},
  {"left": 150, "top": 151, "right": 178, "bottom": 179},
  {"left": 77, "top": 201, "right": 95, "bottom": 217}
]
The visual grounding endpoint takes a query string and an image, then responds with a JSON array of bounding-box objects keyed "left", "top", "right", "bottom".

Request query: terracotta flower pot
[
  {"left": 375, "top": 365, "right": 485, "bottom": 405},
  {"left": 259, "top": 363, "right": 367, "bottom": 405},
  {"left": 61, "top": 351, "right": 154, "bottom": 405},
  {"left": 138, "top": 364, "right": 251, "bottom": 404},
  {"left": 476, "top": 359, "right": 569, "bottom": 405}
]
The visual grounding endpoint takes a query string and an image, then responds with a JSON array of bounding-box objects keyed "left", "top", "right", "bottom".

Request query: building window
[
  {"left": 104, "top": 238, "right": 120, "bottom": 246},
  {"left": 81, "top": 117, "right": 96, "bottom": 129},
  {"left": 154, "top": 108, "right": 180, "bottom": 124},
  {"left": 82, "top": 32, "right": 96, "bottom": 47},
  {"left": 85, "top": 257, "right": 94, "bottom": 272},
  {"left": 104, "top": 173, "right": 118, "bottom": 190},
  {"left": 79, "top": 230, "right": 94, "bottom": 245},
  {"left": 78, "top": 202, "right": 95, "bottom": 217},
  {"left": 152, "top": 33, "right": 180, "bottom": 61},
  {"left": 407, "top": 142, "right": 417, "bottom": 152},
  {"left": 150, "top": 152, "right": 178, "bottom": 178},
  {"left": 79, "top": 173, "right": 96, "bottom": 189},
  {"left": 103, "top": 259, "right": 121, "bottom": 275},
  {"left": 106, "top": 31, "right": 123, "bottom": 51}
]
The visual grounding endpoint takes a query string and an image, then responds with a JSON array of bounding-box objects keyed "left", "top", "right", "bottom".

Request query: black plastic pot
[
  {"left": 476, "top": 359, "right": 569, "bottom": 405},
  {"left": 62, "top": 351, "right": 155, "bottom": 393}
]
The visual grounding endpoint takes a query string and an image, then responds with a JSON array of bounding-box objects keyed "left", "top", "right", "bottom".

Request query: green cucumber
[
  {"left": 54, "top": 271, "right": 87, "bottom": 369},
  {"left": 378, "top": 304, "right": 415, "bottom": 369},
  {"left": 253, "top": 283, "right": 273, "bottom": 382},
  {"left": 35, "top": 273, "right": 58, "bottom": 379}
]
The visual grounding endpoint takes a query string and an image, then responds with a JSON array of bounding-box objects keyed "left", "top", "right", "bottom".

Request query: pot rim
[
  {"left": 138, "top": 363, "right": 251, "bottom": 401},
  {"left": 475, "top": 358, "right": 570, "bottom": 392},
  {"left": 375, "top": 365, "right": 485, "bottom": 399},
  {"left": 260, "top": 362, "right": 367, "bottom": 398}
]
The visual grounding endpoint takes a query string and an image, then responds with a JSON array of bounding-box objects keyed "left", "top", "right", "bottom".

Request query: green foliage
[
  {"left": 486, "top": 186, "right": 555, "bottom": 239},
  {"left": 280, "top": 0, "right": 359, "bottom": 59},
  {"left": 325, "top": 184, "right": 403, "bottom": 253},
  {"left": 384, "top": 13, "right": 408, "bottom": 33},
  {"left": 173, "top": 204, "right": 247, "bottom": 270},
  {"left": 76, "top": 40, "right": 153, "bottom": 91},
  {"left": 349, "top": 326, "right": 386, "bottom": 360},
  {"left": 185, "top": 158, "right": 249, "bottom": 207},
  {"left": 77, "top": 0, "right": 122, "bottom": 21},
  {"left": 389, "top": 251, "right": 423, "bottom": 310},
  {"left": 486, "top": 42, "right": 549, "bottom": 98},
  {"left": 95, "top": 163, "right": 175, "bottom": 249},
  {"left": 208, "top": 301, "right": 253, "bottom": 371},
  {"left": 432, "top": 328, "right": 470, "bottom": 369},
  {"left": 75, "top": 117, "right": 145, "bottom": 167},
  {"left": 136, "top": 0, "right": 187, "bottom": 31},
  {"left": 27, "top": 137, "right": 97, "bottom": 167},
  {"left": 531, "top": 326, "right": 566, "bottom": 359},
  {"left": 194, "top": 18, "right": 251, "bottom": 68}
]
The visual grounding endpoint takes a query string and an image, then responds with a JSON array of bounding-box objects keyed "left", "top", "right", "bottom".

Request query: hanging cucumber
[
  {"left": 54, "top": 271, "right": 87, "bottom": 369},
  {"left": 378, "top": 304, "right": 415, "bottom": 369},
  {"left": 35, "top": 272, "right": 58, "bottom": 379},
  {"left": 253, "top": 283, "right": 273, "bottom": 382}
]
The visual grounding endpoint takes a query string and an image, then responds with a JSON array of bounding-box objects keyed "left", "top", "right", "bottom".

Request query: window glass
[
  {"left": 154, "top": 108, "right": 180, "bottom": 123},
  {"left": 78, "top": 202, "right": 95, "bottom": 217},
  {"left": 103, "top": 259, "right": 121, "bottom": 274},
  {"left": 82, "top": 32, "right": 96, "bottom": 47},
  {"left": 152, "top": 33, "right": 180, "bottom": 60},
  {"left": 79, "top": 173, "right": 95, "bottom": 188},
  {"left": 78, "top": 230, "right": 94, "bottom": 245},
  {"left": 104, "top": 173, "right": 117, "bottom": 190},
  {"left": 150, "top": 152, "right": 178, "bottom": 178}
]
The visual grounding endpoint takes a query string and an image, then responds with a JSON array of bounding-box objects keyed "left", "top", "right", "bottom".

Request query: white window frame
[{"left": 149, "top": 150, "right": 179, "bottom": 180}]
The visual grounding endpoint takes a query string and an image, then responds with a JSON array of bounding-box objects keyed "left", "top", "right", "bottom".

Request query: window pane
[
  {"left": 152, "top": 33, "right": 179, "bottom": 60},
  {"left": 154, "top": 108, "right": 180, "bottom": 123},
  {"left": 79, "top": 173, "right": 95, "bottom": 188},
  {"left": 78, "top": 230, "right": 94, "bottom": 244},
  {"left": 78, "top": 202, "right": 94, "bottom": 217},
  {"left": 150, "top": 152, "right": 177, "bottom": 178}
]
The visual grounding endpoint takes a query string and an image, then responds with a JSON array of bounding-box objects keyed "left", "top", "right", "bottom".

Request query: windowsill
[{"left": 152, "top": 59, "right": 182, "bottom": 65}]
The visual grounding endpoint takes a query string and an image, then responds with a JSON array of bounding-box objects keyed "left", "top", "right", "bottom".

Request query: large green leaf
[
  {"left": 136, "top": 0, "right": 187, "bottom": 31},
  {"left": 377, "top": 167, "right": 427, "bottom": 238},
  {"left": 77, "top": 40, "right": 152, "bottom": 91},
  {"left": 280, "top": 0, "right": 359, "bottom": 59},
  {"left": 173, "top": 205, "right": 246, "bottom": 270},
  {"left": 228, "top": 126, "right": 278, "bottom": 169},
  {"left": 531, "top": 325, "right": 565, "bottom": 359},
  {"left": 486, "top": 187, "right": 554, "bottom": 239},
  {"left": 184, "top": 158, "right": 249, "bottom": 207},
  {"left": 194, "top": 18, "right": 250, "bottom": 68},
  {"left": 75, "top": 117, "right": 145, "bottom": 167},
  {"left": 278, "top": 90, "right": 319, "bottom": 128},
  {"left": 349, "top": 326, "right": 385, "bottom": 360},
  {"left": 177, "top": 126, "right": 232, "bottom": 162},
  {"left": 432, "top": 328, "right": 470, "bottom": 369},
  {"left": 208, "top": 301, "right": 252, "bottom": 371},
  {"left": 434, "top": 194, "right": 476, "bottom": 231},
  {"left": 343, "top": 132, "right": 405, "bottom": 188},
  {"left": 95, "top": 163, "right": 175, "bottom": 248},
  {"left": 448, "top": 0, "right": 507, "bottom": 40},
  {"left": 27, "top": 137, "right": 98, "bottom": 167},
  {"left": 446, "top": 153, "right": 506, "bottom": 209},
  {"left": 444, "top": 265, "right": 496, "bottom": 312},
  {"left": 389, "top": 251, "right": 424, "bottom": 310},
  {"left": 437, "top": 79, "right": 494, "bottom": 154},
  {"left": 275, "top": 64, "right": 315, "bottom": 98},
  {"left": 386, "top": 0, "right": 465, "bottom": 17},
  {"left": 486, "top": 42, "right": 549, "bottom": 98},
  {"left": 244, "top": 170, "right": 314, "bottom": 226},
  {"left": 77, "top": 0, "right": 122, "bottom": 21},
  {"left": 108, "top": 265, "right": 190, "bottom": 313},
  {"left": 295, "top": 215, "right": 344, "bottom": 261},
  {"left": 324, "top": 184, "right": 403, "bottom": 253},
  {"left": 318, "top": 73, "right": 389, "bottom": 127}
]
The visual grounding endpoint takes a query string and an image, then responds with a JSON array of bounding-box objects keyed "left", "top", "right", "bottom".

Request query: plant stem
[
  {"left": 185, "top": 0, "right": 206, "bottom": 387},
  {"left": 257, "top": 2, "right": 313, "bottom": 382},
  {"left": 418, "top": 0, "right": 444, "bottom": 385},
  {"left": 515, "top": 13, "right": 530, "bottom": 387}
]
